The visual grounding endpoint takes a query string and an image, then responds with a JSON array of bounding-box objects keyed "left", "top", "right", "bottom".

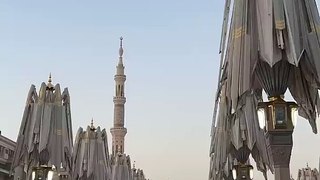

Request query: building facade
[{"left": 0, "top": 131, "right": 16, "bottom": 180}]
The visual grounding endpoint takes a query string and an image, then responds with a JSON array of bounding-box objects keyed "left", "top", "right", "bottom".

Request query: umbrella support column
[{"left": 266, "top": 131, "right": 293, "bottom": 180}]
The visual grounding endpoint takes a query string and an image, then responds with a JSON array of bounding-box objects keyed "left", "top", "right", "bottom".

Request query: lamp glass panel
[
  {"left": 291, "top": 107, "right": 298, "bottom": 127},
  {"left": 232, "top": 169, "right": 237, "bottom": 180},
  {"left": 32, "top": 171, "right": 35, "bottom": 180},
  {"left": 275, "top": 106, "right": 286, "bottom": 125},
  {"left": 249, "top": 168, "right": 254, "bottom": 179},
  {"left": 257, "top": 108, "right": 266, "bottom": 129},
  {"left": 47, "top": 170, "right": 54, "bottom": 180}
]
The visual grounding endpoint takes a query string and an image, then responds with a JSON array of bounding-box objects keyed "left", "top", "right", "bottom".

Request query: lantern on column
[
  {"left": 257, "top": 96, "right": 298, "bottom": 132},
  {"left": 232, "top": 164, "right": 254, "bottom": 180},
  {"left": 31, "top": 165, "right": 55, "bottom": 180}
]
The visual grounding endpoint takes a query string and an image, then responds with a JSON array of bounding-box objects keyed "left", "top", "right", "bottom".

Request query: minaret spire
[
  {"left": 110, "top": 37, "right": 127, "bottom": 155},
  {"left": 119, "top": 36, "right": 124, "bottom": 58},
  {"left": 116, "top": 37, "right": 125, "bottom": 75}
]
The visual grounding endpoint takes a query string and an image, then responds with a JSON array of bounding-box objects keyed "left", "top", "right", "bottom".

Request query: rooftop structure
[{"left": 0, "top": 132, "right": 15, "bottom": 180}]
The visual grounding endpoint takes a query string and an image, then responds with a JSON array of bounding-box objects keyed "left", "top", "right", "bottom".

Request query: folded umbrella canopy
[
  {"left": 132, "top": 168, "right": 147, "bottom": 180},
  {"left": 225, "top": 0, "right": 320, "bottom": 135},
  {"left": 11, "top": 77, "right": 73, "bottom": 180},
  {"left": 111, "top": 153, "right": 133, "bottom": 180},
  {"left": 296, "top": 166, "right": 320, "bottom": 179},
  {"left": 255, "top": 0, "right": 320, "bottom": 133},
  {"left": 209, "top": 84, "right": 234, "bottom": 180},
  {"left": 210, "top": 0, "right": 320, "bottom": 179},
  {"left": 210, "top": 0, "right": 271, "bottom": 178},
  {"left": 72, "top": 125, "right": 112, "bottom": 180},
  {"left": 209, "top": 83, "right": 271, "bottom": 179}
]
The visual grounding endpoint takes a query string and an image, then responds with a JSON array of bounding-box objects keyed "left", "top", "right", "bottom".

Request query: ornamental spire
[
  {"left": 119, "top": 36, "right": 124, "bottom": 58},
  {"left": 116, "top": 37, "right": 125, "bottom": 73},
  {"left": 47, "top": 73, "right": 54, "bottom": 90},
  {"left": 90, "top": 118, "right": 96, "bottom": 131}
]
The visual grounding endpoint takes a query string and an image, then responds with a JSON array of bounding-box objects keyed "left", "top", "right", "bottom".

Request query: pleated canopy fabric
[
  {"left": 111, "top": 153, "right": 133, "bottom": 180},
  {"left": 255, "top": 0, "right": 320, "bottom": 133},
  {"left": 225, "top": 0, "right": 320, "bottom": 132},
  {"left": 11, "top": 81, "right": 73, "bottom": 180},
  {"left": 72, "top": 126, "right": 112, "bottom": 180},
  {"left": 297, "top": 166, "right": 320, "bottom": 179},
  {"left": 210, "top": 0, "right": 320, "bottom": 178},
  {"left": 209, "top": 84, "right": 271, "bottom": 179},
  {"left": 210, "top": 0, "right": 272, "bottom": 178},
  {"left": 209, "top": 85, "right": 233, "bottom": 180},
  {"left": 132, "top": 168, "right": 147, "bottom": 180}
]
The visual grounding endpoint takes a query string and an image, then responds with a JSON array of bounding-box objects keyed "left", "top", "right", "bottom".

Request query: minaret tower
[{"left": 110, "top": 37, "right": 127, "bottom": 155}]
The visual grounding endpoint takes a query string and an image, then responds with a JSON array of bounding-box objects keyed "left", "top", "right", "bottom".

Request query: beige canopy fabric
[
  {"left": 72, "top": 126, "right": 112, "bottom": 180},
  {"left": 255, "top": 0, "right": 320, "bottom": 133},
  {"left": 132, "top": 168, "right": 147, "bottom": 180},
  {"left": 214, "top": 0, "right": 271, "bottom": 177},
  {"left": 209, "top": 84, "right": 271, "bottom": 179},
  {"left": 209, "top": 0, "right": 320, "bottom": 178},
  {"left": 11, "top": 82, "right": 73, "bottom": 180},
  {"left": 111, "top": 154, "right": 133, "bottom": 180},
  {"left": 224, "top": 0, "right": 320, "bottom": 132},
  {"left": 226, "top": 0, "right": 260, "bottom": 113},
  {"left": 209, "top": 85, "right": 233, "bottom": 180}
]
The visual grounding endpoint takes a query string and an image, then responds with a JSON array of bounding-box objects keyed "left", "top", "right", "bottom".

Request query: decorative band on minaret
[{"left": 110, "top": 37, "right": 127, "bottom": 155}]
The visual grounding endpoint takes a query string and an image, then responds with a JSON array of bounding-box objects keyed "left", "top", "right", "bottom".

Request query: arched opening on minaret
[
  {"left": 117, "top": 85, "right": 121, "bottom": 96},
  {"left": 120, "top": 85, "right": 124, "bottom": 96}
]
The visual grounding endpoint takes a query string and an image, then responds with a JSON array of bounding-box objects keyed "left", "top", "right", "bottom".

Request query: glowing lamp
[
  {"left": 31, "top": 165, "right": 55, "bottom": 180},
  {"left": 232, "top": 164, "right": 254, "bottom": 180},
  {"left": 257, "top": 96, "right": 297, "bottom": 132}
]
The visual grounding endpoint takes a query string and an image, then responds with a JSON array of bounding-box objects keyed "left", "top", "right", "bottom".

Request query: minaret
[{"left": 110, "top": 37, "right": 127, "bottom": 155}]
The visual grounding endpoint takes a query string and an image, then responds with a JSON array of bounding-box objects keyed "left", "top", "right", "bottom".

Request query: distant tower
[{"left": 110, "top": 37, "right": 127, "bottom": 155}]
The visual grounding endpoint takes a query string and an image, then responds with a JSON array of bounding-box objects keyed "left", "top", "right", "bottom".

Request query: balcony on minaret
[
  {"left": 113, "top": 96, "right": 126, "bottom": 104},
  {"left": 114, "top": 74, "right": 126, "bottom": 82}
]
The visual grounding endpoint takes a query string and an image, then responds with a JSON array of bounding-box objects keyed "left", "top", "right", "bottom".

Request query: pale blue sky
[{"left": 0, "top": 1, "right": 320, "bottom": 180}]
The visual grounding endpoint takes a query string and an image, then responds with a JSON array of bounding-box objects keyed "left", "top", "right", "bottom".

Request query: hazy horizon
[{"left": 1, "top": 1, "right": 320, "bottom": 180}]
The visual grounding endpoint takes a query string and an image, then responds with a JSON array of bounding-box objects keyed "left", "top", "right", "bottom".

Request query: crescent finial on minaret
[{"left": 119, "top": 36, "right": 124, "bottom": 57}]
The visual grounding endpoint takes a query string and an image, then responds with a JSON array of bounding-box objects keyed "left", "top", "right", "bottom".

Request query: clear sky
[{"left": 0, "top": 1, "right": 320, "bottom": 180}]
